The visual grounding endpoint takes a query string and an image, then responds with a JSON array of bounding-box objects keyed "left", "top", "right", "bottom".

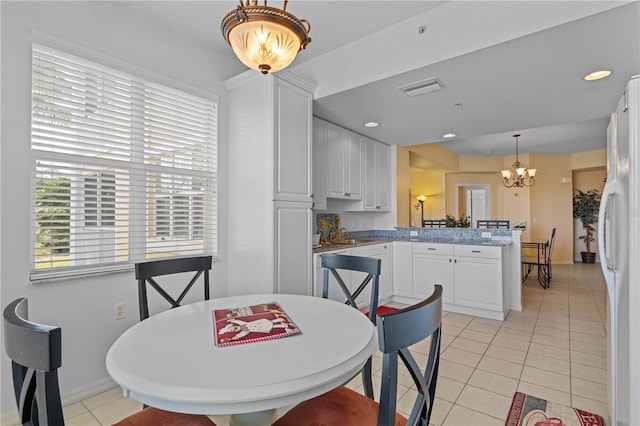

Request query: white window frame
[{"left": 30, "top": 43, "right": 218, "bottom": 281}]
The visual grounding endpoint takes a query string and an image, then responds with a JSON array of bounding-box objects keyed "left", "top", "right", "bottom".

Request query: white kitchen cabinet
[
  {"left": 412, "top": 243, "right": 454, "bottom": 304},
  {"left": 226, "top": 70, "right": 316, "bottom": 295},
  {"left": 362, "top": 138, "right": 391, "bottom": 211},
  {"left": 376, "top": 142, "right": 391, "bottom": 211},
  {"left": 350, "top": 243, "right": 392, "bottom": 306},
  {"left": 392, "top": 241, "right": 413, "bottom": 297},
  {"left": 406, "top": 242, "right": 507, "bottom": 320},
  {"left": 452, "top": 245, "right": 503, "bottom": 313},
  {"left": 312, "top": 117, "right": 328, "bottom": 210},
  {"left": 313, "top": 249, "right": 350, "bottom": 303},
  {"left": 325, "top": 119, "right": 362, "bottom": 200}
]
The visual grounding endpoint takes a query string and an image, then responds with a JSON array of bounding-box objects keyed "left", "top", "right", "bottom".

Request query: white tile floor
[{"left": 57, "top": 263, "right": 608, "bottom": 426}]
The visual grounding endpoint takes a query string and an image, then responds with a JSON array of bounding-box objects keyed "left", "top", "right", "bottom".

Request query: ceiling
[{"left": 123, "top": 1, "right": 640, "bottom": 157}]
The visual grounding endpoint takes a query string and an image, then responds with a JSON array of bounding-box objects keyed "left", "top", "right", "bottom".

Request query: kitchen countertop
[{"left": 313, "top": 236, "right": 512, "bottom": 254}]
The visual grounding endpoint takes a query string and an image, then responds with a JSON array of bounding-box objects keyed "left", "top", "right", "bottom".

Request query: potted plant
[
  {"left": 444, "top": 213, "right": 471, "bottom": 228},
  {"left": 573, "top": 189, "right": 601, "bottom": 263}
]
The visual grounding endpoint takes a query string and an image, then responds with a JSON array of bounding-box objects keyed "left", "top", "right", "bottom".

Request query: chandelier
[
  {"left": 501, "top": 134, "right": 537, "bottom": 188},
  {"left": 221, "top": 0, "right": 312, "bottom": 75}
]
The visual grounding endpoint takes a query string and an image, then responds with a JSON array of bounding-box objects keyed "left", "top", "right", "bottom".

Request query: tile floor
[{"left": 54, "top": 263, "right": 608, "bottom": 426}]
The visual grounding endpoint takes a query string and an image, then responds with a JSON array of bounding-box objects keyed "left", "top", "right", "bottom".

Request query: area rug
[{"left": 505, "top": 392, "right": 605, "bottom": 426}]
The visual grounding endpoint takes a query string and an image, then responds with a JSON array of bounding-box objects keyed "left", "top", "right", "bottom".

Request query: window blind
[{"left": 30, "top": 43, "right": 217, "bottom": 280}]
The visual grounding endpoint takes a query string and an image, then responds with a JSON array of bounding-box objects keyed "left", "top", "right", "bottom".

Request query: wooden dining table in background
[{"left": 106, "top": 293, "right": 377, "bottom": 426}]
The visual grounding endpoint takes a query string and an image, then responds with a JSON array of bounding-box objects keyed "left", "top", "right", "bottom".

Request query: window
[{"left": 30, "top": 44, "right": 218, "bottom": 280}]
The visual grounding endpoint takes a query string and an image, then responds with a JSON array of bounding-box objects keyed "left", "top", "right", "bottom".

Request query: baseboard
[
  {"left": 1, "top": 378, "right": 118, "bottom": 426},
  {"left": 62, "top": 377, "right": 119, "bottom": 407}
]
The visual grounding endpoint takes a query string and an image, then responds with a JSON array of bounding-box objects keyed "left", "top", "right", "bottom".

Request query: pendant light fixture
[
  {"left": 501, "top": 134, "right": 537, "bottom": 188},
  {"left": 221, "top": 0, "right": 311, "bottom": 75}
]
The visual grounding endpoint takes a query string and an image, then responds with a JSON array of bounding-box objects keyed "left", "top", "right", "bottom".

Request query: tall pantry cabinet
[{"left": 225, "top": 70, "right": 316, "bottom": 296}]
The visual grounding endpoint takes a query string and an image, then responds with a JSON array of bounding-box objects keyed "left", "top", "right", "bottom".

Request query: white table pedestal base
[{"left": 229, "top": 409, "right": 278, "bottom": 426}]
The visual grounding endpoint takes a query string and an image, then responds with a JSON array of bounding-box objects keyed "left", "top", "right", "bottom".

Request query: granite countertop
[{"left": 313, "top": 235, "right": 512, "bottom": 253}]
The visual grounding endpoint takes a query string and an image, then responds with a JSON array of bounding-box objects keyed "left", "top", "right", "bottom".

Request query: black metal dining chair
[
  {"left": 135, "top": 255, "right": 212, "bottom": 321},
  {"left": 273, "top": 285, "right": 443, "bottom": 426},
  {"left": 3, "top": 298, "right": 216, "bottom": 426},
  {"left": 320, "top": 253, "right": 381, "bottom": 399},
  {"left": 522, "top": 228, "right": 556, "bottom": 288},
  {"left": 477, "top": 219, "right": 510, "bottom": 229},
  {"left": 422, "top": 219, "right": 447, "bottom": 228}
]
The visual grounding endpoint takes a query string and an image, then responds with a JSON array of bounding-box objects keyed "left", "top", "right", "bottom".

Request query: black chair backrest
[
  {"left": 548, "top": 228, "right": 557, "bottom": 260},
  {"left": 321, "top": 254, "right": 381, "bottom": 324},
  {"left": 3, "top": 298, "right": 64, "bottom": 426},
  {"left": 135, "top": 255, "right": 212, "bottom": 321},
  {"left": 321, "top": 253, "right": 381, "bottom": 400},
  {"left": 376, "top": 285, "right": 442, "bottom": 426},
  {"left": 422, "top": 219, "right": 447, "bottom": 228},
  {"left": 477, "top": 219, "right": 510, "bottom": 229}
]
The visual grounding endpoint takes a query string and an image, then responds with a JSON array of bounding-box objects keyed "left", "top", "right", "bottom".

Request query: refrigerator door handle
[{"left": 598, "top": 178, "right": 616, "bottom": 275}]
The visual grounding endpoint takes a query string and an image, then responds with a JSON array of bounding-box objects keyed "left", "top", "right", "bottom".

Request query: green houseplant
[{"left": 573, "top": 189, "right": 601, "bottom": 263}]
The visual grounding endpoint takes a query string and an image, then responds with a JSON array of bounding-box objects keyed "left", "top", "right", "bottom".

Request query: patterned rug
[{"left": 505, "top": 392, "right": 605, "bottom": 426}]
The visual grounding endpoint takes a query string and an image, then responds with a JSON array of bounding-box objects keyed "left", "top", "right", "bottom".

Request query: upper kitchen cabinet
[
  {"left": 312, "top": 117, "right": 328, "bottom": 210},
  {"left": 313, "top": 117, "right": 391, "bottom": 212},
  {"left": 274, "top": 78, "right": 314, "bottom": 203},
  {"left": 360, "top": 137, "right": 391, "bottom": 212},
  {"left": 324, "top": 119, "right": 363, "bottom": 200}
]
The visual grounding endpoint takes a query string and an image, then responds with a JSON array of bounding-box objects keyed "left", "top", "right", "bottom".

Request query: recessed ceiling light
[
  {"left": 584, "top": 70, "right": 612, "bottom": 81},
  {"left": 364, "top": 122, "right": 379, "bottom": 128},
  {"left": 443, "top": 133, "right": 456, "bottom": 138}
]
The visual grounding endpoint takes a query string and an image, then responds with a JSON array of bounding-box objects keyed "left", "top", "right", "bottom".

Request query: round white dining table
[{"left": 106, "top": 293, "right": 377, "bottom": 426}]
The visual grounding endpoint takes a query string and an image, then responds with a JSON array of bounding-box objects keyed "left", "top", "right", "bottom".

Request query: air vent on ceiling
[{"left": 399, "top": 77, "right": 444, "bottom": 97}]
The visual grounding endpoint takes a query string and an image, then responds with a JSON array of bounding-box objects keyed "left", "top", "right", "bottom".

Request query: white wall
[{"left": 0, "top": 2, "right": 239, "bottom": 420}]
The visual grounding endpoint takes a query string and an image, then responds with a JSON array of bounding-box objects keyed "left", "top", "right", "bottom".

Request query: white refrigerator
[{"left": 598, "top": 75, "right": 639, "bottom": 426}]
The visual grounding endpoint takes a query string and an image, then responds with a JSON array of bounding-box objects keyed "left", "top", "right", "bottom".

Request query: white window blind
[{"left": 30, "top": 43, "right": 218, "bottom": 280}]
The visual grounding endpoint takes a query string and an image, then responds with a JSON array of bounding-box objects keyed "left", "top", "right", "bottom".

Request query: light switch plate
[
  {"left": 481, "top": 232, "right": 491, "bottom": 238},
  {"left": 410, "top": 231, "right": 418, "bottom": 236}
]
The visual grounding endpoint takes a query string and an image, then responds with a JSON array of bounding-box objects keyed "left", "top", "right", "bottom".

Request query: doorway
[{"left": 456, "top": 184, "right": 491, "bottom": 228}]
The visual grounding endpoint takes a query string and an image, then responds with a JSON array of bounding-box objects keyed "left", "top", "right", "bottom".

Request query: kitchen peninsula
[{"left": 313, "top": 227, "right": 523, "bottom": 321}]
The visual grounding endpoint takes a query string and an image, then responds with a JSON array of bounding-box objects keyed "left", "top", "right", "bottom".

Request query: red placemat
[{"left": 213, "top": 302, "right": 300, "bottom": 347}]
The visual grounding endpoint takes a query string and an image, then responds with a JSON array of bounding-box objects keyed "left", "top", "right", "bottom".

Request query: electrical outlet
[
  {"left": 410, "top": 230, "right": 418, "bottom": 236},
  {"left": 481, "top": 232, "right": 491, "bottom": 238},
  {"left": 114, "top": 303, "right": 125, "bottom": 320}
]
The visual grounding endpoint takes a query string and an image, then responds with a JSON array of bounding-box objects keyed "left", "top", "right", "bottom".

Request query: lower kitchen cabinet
[
  {"left": 314, "top": 241, "right": 508, "bottom": 320},
  {"left": 350, "top": 243, "right": 392, "bottom": 302},
  {"left": 453, "top": 256, "right": 501, "bottom": 311},
  {"left": 412, "top": 243, "right": 454, "bottom": 304},
  {"left": 411, "top": 243, "right": 507, "bottom": 320},
  {"left": 392, "top": 241, "right": 413, "bottom": 298},
  {"left": 313, "top": 249, "right": 349, "bottom": 303}
]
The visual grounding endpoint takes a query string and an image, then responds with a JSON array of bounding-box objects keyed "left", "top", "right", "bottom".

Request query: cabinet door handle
[
  {"left": 472, "top": 250, "right": 481, "bottom": 253},
  {"left": 449, "top": 258, "right": 452, "bottom": 263},
  {"left": 428, "top": 248, "right": 436, "bottom": 251}
]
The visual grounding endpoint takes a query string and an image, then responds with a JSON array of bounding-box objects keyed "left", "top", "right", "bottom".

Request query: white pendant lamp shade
[{"left": 222, "top": 2, "right": 311, "bottom": 75}]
